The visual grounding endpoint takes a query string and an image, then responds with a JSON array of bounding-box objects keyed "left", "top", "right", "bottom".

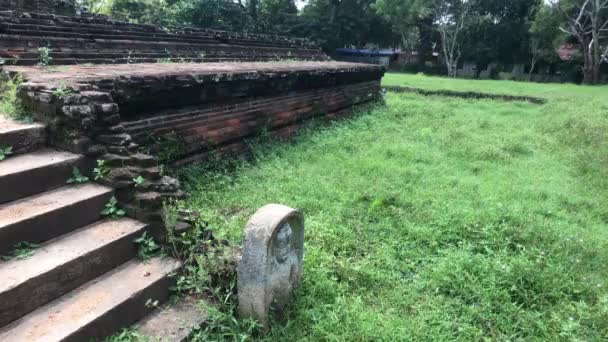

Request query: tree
[
  {"left": 296, "top": 0, "right": 397, "bottom": 51},
  {"left": 258, "top": 0, "right": 299, "bottom": 33},
  {"left": 459, "top": 0, "right": 541, "bottom": 76},
  {"left": 434, "top": 0, "right": 475, "bottom": 77},
  {"left": 552, "top": 0, "right": 608, "bottom": 84},
  {"left": 528, "top": 3, "right": 561, "bottom": 80}
]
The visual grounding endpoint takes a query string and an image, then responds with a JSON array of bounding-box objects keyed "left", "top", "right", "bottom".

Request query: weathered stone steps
[
  {"left": 8, "top": 54, "right": 308, "bottom": 66},
  {"left": 135, "top": 296, "right": 210, "bottom": 342},
  {"left": 0, "top": 149, "right": 88, "bottom": 204},
  {"left": 0, "top": 9, "right": 325, "bottom": 65},
  {"left": 0, "top": 183, "right": 113, "bottom": 252},
  {"left": 0, "top": 117, "right": 45, "bottom": 155},
  {"left": 1, "top": 23, "right": 311, "bottom": 50},
  {"left": 0, "top": 218, "right": 147, "bottom": 327},
  {"left": 0, "top": 11, "right": 316, "bottom": 47},
  {"left": 0, "top": 257, "right": 181, "bottom": 342}
]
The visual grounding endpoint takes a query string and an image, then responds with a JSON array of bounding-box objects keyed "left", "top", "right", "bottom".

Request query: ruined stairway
[{"left": 0, "top": 119, "right": 206, "bottom": 341}]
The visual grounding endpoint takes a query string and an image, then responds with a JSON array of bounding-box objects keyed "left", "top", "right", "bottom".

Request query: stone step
[
  {"left": 1, "top": 27, "right": 221, "bottom": 45},
  {"left": 0, "top": 218, "right": 147, "bottom": 327},
  {"left": 0, "top": 149, "right": 88, "bottom": 204},
  {"left": 0, "top": 22, "right": 314, "bottom": 49},
  {"left": 0, "top": 23, "right": 219, "bottom": 44},
  {"left": 7, "top": 56, "right": 276, "bottom": 66},
  {"left": 0, "top": 183, "right": 113, "bottom": 252},
  {"left": 135, "top": 296, "right": 211, "bottom": 342},
  {"left": 0, "top": 257, "right": 181, "bottom": 342},
  {"left": 0, "top": 117, "right": 45, "bottom": 155}
]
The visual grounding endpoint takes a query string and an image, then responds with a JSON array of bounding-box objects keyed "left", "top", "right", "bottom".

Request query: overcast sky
[{"left": 296, "top": 0, "right": 308, "bottom": 10}]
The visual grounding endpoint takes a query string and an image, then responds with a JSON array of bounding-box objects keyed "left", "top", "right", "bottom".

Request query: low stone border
[{"left": 384, "top": 85, "right": 547, "bottom": 104}]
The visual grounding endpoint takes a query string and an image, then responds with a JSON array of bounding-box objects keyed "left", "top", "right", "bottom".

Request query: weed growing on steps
[
  {"left": 37, "top": 47, "right": 52, "bottom": 66},
  {"left": 103, "top": 328, "right": 151, "bottom": 342},
  {"left": 133, "top": 232, "right": 161, "bottom": 260},
  {"left": 51, "top": 83, "right": 73, "bottom": 99},
  {"left": 101, "top": 196, "right": 126, "bottom": 219},
  {"left": 1, "top": 242, "right": 40, "bottom": 261},
  {"left": 132, "top": 175, "right": 146, "bottom": 187},
  {"left": 66, "top": 167, "right": 89, "bottom": 184},
  {"left": 0, "top": 74, "right": 32, "bottom": 122},
  {"left": 0, "top": 146, "right": 12, "bottom": 161},
  {"left": 161, "top": 202, "right": 262, "bottom": 340},
  {"left": 93, "top": 159, "right": 110, "bottom": 181}
]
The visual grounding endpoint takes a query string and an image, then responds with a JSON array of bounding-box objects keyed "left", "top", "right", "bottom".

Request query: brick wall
[{"left": 123, "top": 80, "right": 382, "bottom": 164}]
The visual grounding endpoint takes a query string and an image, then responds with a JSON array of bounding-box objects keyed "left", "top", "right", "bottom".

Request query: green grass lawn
[{"left": 179, "top": 74, "right": 608, "bottom": 340}]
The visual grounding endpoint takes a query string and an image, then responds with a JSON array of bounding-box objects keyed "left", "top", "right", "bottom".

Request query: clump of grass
[{"left": 0, "top": 74, "right": 31, "bottom": 122}]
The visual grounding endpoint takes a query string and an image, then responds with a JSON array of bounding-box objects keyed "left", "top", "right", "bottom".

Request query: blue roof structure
[{"left": 335, "top": 48, "right": 397, "bottom": 57}]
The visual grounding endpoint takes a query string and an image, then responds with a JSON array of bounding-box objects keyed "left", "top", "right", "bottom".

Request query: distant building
[{"left": 334, "top": 48, "right": 398, "bottom": 66}]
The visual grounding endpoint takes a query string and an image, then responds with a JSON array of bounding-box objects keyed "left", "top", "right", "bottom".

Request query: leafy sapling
[
  {"left": 93, "top": 159, "right": 110, "bottom": 180},
  {"left": 144, "top": 298, "right": 160, "bottom": 308},
  {"left": 66, "top": 166, "right": 89, "bottom": 184},
  {"left": 133, "top": 175, "right": 145, "bottom": 187},
  {"left": 0, "top": 145, "right": 12, "bottom": 161},
  {"left": 1, "top": 241, "right": 40, "bottom": 261},
  {"left": 101, "top": 196, "right": 125, "bottom": 219},
  {"left": 37, "top": 47, "right": 52, "bottom": 66},
  {"left": 51, "top": 83, "right": 73, "bottom": 99},
  {"left": 134, "top": 231, "right": 161, "bottom": 260}
]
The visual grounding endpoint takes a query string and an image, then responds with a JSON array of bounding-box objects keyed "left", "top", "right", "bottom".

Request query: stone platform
[{"left": 7, "top": 61, "right": 385, "bottom": 164}]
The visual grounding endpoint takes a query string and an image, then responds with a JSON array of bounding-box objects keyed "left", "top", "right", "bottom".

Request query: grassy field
[{"left": 179, "top": 74, "right": 608, "bottom": 340}]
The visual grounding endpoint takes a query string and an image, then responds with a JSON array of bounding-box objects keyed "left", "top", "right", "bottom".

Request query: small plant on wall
[
  {"left": 93, "top": 159, "right": 110, "bottom": 180},
  {"left": 0, "top": 146, "right": 12, "bottom": 161},
  {"left": 37, "top": 47, "right": 52, "bottom": 66}
]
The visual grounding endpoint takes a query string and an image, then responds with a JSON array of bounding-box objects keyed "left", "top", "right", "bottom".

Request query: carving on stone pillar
[{"left": 237, "top": 204, "right": 304, "bottom": 328}]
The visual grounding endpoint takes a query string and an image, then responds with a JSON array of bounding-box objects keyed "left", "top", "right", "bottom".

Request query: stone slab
[
  {"left": 0, "top": 183, "right": 113, "bottom": 252},
  {"left": 5, "top": 61, "right": 385, "bottom": 87},
  {"left": 0, "top": 148, "right": 87, "bottom": 204},
  {"left": 0, "top": 116, "right": 46, "bottom": 155}
]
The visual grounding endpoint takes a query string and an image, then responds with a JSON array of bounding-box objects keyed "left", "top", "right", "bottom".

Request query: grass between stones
[{"left": 177, "top": 74, "right": 608, "bottom": 340}]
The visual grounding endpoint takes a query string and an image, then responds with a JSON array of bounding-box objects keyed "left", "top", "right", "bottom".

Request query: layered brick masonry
[{"left": 9, "top": 61, "right": 385, "bottom": 232}]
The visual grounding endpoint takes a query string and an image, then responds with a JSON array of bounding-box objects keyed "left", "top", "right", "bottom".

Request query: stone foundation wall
[{"left": 124, "top": 81, "right": 381, "bottom": 164}]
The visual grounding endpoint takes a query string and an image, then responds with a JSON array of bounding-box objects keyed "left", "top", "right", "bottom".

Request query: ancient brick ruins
[{"left": 0, "top": 3, "right": 384, "bottom": 340}]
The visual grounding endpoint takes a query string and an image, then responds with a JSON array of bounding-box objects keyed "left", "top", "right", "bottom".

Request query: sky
[{"left": 296, "top": 0, "right": 308, "bottom": 10}]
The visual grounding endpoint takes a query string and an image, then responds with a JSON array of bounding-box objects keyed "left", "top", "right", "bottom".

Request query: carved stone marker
[{"left": 237, "top": 204, "right": 304, "bottom": 327}]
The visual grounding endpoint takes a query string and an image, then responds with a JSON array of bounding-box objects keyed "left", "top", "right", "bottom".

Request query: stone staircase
[
  {"left": 0, "top": 119, "right": 205, "bottom": 341},
  {"left": 0, "top": 11, "right": 326, "bottom": 65}
]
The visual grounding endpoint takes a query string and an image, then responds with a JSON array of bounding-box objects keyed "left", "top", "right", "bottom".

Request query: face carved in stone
[{"left": 273, "top": 222, "right": 293, "bottom": 264}]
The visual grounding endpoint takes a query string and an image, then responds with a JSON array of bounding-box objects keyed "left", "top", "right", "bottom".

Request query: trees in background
[
  {"left": 98, "top": 0, "right": 607, "bottom": 83},
  {"left": 551, "top": 0, "right": 608, "bottom": 84},
  {"left": 528, "top": 3, "right": 562, "bottom": 81},
  {"left": 434, "top": 0, "right": 475, "bottom": 77}
]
